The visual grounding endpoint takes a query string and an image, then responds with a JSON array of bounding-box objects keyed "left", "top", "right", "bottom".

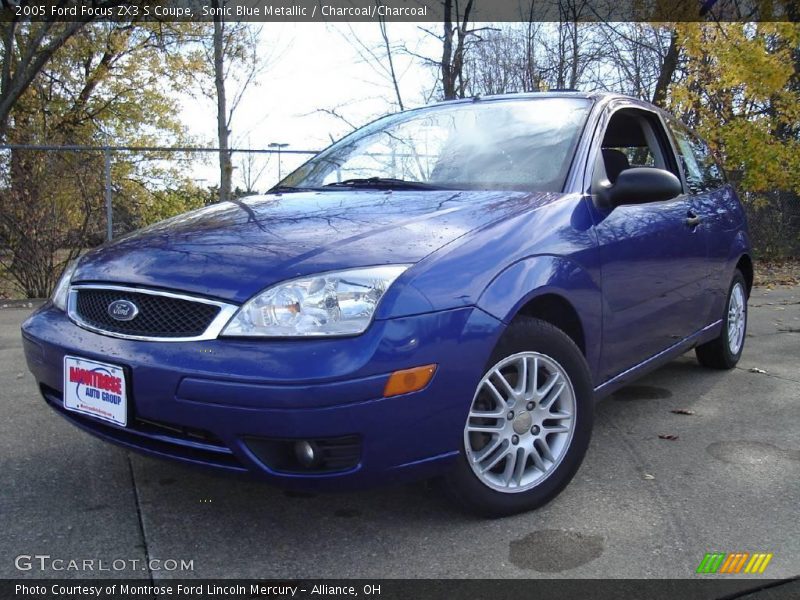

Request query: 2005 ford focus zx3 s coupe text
[{"left": 22, "top": 92, "right": 751, "bottom": 516}]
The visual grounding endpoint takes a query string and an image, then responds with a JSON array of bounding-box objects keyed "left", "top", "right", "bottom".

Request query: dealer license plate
[{"left": 63, "top": 356, "right": 127, "bottom": 426}]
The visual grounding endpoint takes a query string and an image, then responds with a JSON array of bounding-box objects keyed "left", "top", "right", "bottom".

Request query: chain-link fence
[
  {"left": 0, "top": 144, "right": 318, "bottom": 298},
  {"left": 1, "top": 143, "right": 798, "bottom": 298}
]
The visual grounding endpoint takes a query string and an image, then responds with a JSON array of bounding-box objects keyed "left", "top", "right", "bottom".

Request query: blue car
[{"left": 22, "top": 92, "right": 751, "bottom": 516}]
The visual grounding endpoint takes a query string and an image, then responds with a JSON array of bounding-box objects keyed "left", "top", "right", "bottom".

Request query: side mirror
[{"left": 597, "top": 167, "right": 682, "bottom": 207}]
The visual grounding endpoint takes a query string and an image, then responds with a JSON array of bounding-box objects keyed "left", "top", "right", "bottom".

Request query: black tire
[
  {"left": 445, "top": 317, "right": 594, "bottom": 518},
  {"left": 695, "top": 270, "right": 748, "bottom": 370}
]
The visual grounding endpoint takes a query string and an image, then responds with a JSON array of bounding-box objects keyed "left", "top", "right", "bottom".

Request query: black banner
[
  {"left": 0, "top": 0, "right": 798, "bottom": 23},
  {"left": 1, "top": 579, "right": 800, "bottom": 600}
]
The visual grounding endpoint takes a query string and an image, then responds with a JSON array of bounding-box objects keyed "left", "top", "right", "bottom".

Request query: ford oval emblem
[{"left": 108, "top": 299, "right": 139, "bottom": 322}]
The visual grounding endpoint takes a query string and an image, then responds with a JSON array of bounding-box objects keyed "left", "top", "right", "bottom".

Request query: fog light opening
[{"left": 294, "top": 440, "right": 320, "bottom": 468}]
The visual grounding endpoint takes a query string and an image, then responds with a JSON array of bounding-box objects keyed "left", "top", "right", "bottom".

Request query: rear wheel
[
  {"left": 696, "top": 270, "right": 748, "bottom": 369},
  {"left": 445, "top": 317, "right": 593, "bottom": 517}
]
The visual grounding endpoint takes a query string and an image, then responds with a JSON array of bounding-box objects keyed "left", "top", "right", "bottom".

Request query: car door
[
  {"left": 586, "top": 104, "right": 710, "bottom": 382},
  {"left": 664, "top": 117, "right": 729, "bottom": 326}
]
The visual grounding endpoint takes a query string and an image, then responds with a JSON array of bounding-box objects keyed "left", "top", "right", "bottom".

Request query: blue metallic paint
[
  {"left": 23, "top": 303, "right": 503, "bottom": 489},
  {"left": 21, "top": 92, "right": 751, "bottom": 490},
  {"left": 72, "top": 189, "right": 548, "bottom": 307}
]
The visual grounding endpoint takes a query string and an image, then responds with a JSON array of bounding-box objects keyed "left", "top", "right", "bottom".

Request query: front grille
[{"left": 75, "top": 288, "right": 221, "bottom": 338}]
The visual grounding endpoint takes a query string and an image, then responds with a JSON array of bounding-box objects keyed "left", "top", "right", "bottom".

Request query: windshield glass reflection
[{"left": 282, "top": 97, "right": 591, "bottom": 193}]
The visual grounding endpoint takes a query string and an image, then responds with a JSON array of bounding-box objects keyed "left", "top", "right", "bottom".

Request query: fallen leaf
[
  {"left": 670, "top": 408, "right": 696, "bottom": 415},
  {"left": 643, "top": 473, "right": 655, "bottom": 480},
  {"left": 658, "top": 434, "right": 679, "bottom": 441},
  {"left": 749, "top": 367, "right": 767, "bottom": 374}
]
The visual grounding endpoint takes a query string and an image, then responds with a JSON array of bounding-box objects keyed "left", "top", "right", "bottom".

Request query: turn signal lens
[{"left": 384, "top": 364, "right": 437, "bottom": 397}]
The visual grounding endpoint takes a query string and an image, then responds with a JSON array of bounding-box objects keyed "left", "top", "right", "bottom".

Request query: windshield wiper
[
  {"left": 268, "top": 185, "right": 311, "bottom": 193},
  {"left": 322, "top": 177, "right": 442, "bottom": 190}
]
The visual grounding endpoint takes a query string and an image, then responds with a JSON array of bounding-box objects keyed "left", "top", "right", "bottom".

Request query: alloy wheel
[
  {"left": 464, "top": 351, "right": 576, "bottom": 493},
  {"left": 727, "top": 282, "right": 746, "bottom": 355}
]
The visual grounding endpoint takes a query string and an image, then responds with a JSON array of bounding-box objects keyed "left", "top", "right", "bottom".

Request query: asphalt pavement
[{"left": 1, "top": 286, "right": 798, "bottom": 581}]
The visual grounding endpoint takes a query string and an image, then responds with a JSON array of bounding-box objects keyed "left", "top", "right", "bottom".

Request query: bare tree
[
  {"left": 457, "top": 17, "right": 684, "bottom": 106},
  {"left": 405, "top": 0, "right": 498, "bottom": 101},
  {"left": 237, "top": 142, "right": 271, "bottom": 194},
  {"left": 537, "top": 0, "right": 601, "bottom": 90},
  {"left": 463, "top": 25, "right": 546, "bottom": 95},
  {"left": 521, "top": 10, "right": 545, "bottom": 92},
  {"left": 580, "top": 23, "right": 682, "bottom": 105},
  {"left": 651, "top": 28, "right": 681, "bottom": 106},
  {"left": 187, "top": 4, "right": 264, "bottom": 203},
  {"left": 211, "top": 5, "right": 232, "bottom": 203},
  {"left": 312, "top": 105, "right": 360, "bottom": 131},
  {"left": 441, "top": 0, "right": 474, "bottom": 99},
  {"left": 460, "top": 19, "right": 594, "bottom": 97},
  {"left": 378, "top": 14, "right": 404, "bottom": 110},
  {"left": 341, "top": 8, "right": 406, "bottom": 111}
]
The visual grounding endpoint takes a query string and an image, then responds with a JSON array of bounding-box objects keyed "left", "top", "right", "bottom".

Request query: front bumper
[{"left": 22, "top": 304, "right": 503, "bottom": 490}]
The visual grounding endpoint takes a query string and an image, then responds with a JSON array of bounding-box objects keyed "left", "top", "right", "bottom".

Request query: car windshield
[{"left": 280, "top": 97, "right": 591, "bottom": 193}]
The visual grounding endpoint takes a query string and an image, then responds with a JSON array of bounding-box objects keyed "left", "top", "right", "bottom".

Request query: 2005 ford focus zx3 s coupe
[{"left": 22, "top": 92, "right": 751, "bottom": 516}]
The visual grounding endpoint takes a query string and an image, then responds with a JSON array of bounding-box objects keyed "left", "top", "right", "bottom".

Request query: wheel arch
[
  {"left": 725, "top": 229, "right": 752, "bottom": 293},
  {"left": 736, "top": 253, "right": 753, "bottom": 296},
  {"left": 475, "top": 254, "right": 601, "bottom": 380},
  {"left": 515, "top": 294, "right": 586, "bottom": 356}
]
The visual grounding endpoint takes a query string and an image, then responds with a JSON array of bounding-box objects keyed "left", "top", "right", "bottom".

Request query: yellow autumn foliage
[{"left": 669, "top": 23, "right": 800, "bottom": 194}]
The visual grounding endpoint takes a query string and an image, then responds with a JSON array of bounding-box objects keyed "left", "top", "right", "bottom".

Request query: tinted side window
[{"left": 667, "top": 121, "right": 725, "bottom": 193}]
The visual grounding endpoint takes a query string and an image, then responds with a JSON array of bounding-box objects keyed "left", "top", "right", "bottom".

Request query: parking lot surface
[{"left": 1, "top": 287, "right": 798, "bottom": 580}]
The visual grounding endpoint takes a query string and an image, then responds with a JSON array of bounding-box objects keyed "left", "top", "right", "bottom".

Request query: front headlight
[
  {"left": 51, "top": 261, "right": 78, "bottom": 311},
  {"left": 221, "top": 265, "right": 410, "bottom": 337}
]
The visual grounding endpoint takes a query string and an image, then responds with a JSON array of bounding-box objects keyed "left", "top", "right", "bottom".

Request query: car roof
[{"left": 423, "top": 90, "right": 660, "bottom": 112}]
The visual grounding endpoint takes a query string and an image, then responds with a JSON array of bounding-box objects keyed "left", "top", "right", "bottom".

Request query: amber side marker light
[{"left": 384, "top": 364, "right": 437, "bottom": 397}]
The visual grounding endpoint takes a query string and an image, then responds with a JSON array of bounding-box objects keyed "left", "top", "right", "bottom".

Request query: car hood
[{"left": 74, "top": 189, "right": 562, "bottom": 303}]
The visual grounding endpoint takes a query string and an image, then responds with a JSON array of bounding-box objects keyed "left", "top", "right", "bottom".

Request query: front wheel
[
  {"left": 695, "top": 269, "right": 748, "bottom": 370},
  {"left": 445, "top": 317, "right": 594, "bottom": 517}
]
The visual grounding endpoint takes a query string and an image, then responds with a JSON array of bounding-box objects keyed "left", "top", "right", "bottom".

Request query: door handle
[{"left": 685, "top": 211, "right": 702, "bottom": 228}]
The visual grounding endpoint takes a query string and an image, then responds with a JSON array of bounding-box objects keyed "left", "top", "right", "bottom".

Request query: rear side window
[{"left": 667, "top": 121, "right": 726, "bottom": 193}]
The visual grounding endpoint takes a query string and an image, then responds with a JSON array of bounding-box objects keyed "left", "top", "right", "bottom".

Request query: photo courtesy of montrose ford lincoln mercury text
[{"left": 21, "top": 92, "right": 751, "bottom": 517}]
